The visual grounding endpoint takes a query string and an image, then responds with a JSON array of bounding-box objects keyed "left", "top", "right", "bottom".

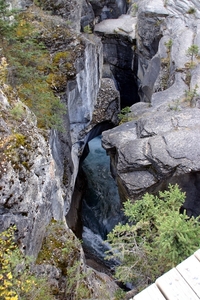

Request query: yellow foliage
[
  {"left": 46, "top": 72, "right": 67, "bottom": 90},
  {"left": 0, "top": 57, "right": 8, "bottom": 86},
  {"left": 6, "top": 273, "right": 12, "bottom": 280},
  {"left": 6, "top": 296, "right": 18, "bottom": 300},
  {"left": 3, "top": 279, "right": 12, "bottom": 287},
  {"left": 15, "top": 15, "right": 35, "bottom": 39},
  {"left": 53, "top": 51, "right": 70, "bottom": 64},
  {"left": 0, "top": 226, "right": 55, "bottom": 300}
]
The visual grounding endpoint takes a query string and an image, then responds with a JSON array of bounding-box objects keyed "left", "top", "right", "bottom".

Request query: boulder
[
  {"left": 102, "top": 108, "right": 200, "bottom": 215},
  {"left": 94, "top": 14, "right": 137, "bottom": 41}
]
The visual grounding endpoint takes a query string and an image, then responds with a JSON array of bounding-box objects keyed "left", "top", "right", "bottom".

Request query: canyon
[{"left": 1, "top": 0, "right": 200, "bottom": 298}]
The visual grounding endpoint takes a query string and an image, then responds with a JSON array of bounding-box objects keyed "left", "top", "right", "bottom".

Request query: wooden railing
[{"left": 133, "top": 249, "right": 200, "bottom": 300}]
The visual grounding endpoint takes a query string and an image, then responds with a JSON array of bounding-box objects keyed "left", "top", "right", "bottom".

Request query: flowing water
[{"left": 81, "top": 135, "right": 124, "bottom": 266}]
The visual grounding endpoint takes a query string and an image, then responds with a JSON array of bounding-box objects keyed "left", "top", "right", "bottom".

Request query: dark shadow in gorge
[
  {"left": 66, "top": 121, "right": 115, "bottom": 239},
  {"left": 102, "top": 36, "right": 139, "bottom": 108}
]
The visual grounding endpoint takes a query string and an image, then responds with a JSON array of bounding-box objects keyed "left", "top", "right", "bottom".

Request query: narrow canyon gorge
[{"left": 1, "top": 0, "right": 200, "bottom": 299}]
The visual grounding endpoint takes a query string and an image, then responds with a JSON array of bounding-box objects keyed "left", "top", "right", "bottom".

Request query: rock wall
[
  {"left": 94, "top": 14, "right": 139, "bottom": 107},
  {"left": 66, "top": 76, "right": 120, "bottom": 233},
  {"left": 0, "top": 92, "right": 66, "bottom": 257},
  {"left": 64, "top": 34, "right": 120, "bottom": 215},
  {"left": 9, "top": 0, "right": 32, "bottom": 9},
  {"left": 66, "top": 34, "right": 103, "bottom": 194},
  {"left": 6, "top": 0, "right": 200, "bottom": 255},
  {"left": 0, "top": 0, "right": 121, "bottom": 297},
  {"left": 102, "top": 0, "right": 200, "bottom": 216},
  {"left": 2, "top": 0, "right": 121, "bottom": 248},
  {"left": 3, "top": 0, "right": 200, "bottom": 296}
]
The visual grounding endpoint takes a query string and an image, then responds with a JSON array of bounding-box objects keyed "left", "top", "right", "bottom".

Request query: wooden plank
[
  {"left": 156, "top": 267, "right": 200, "bottom": 300},
  {"left": 194, "top": 249, "right": 200, "bottom": 262},
  {"left": 133, "top": 283, "right": 166, "bottom": 300},
  {"left": 176, "top": 254, "right": 200, "bottom": 297}
]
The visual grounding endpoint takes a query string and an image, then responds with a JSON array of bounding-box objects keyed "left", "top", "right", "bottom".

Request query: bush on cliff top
[{"left": 0, "top": 0, "right": 70, "bottom": 131}]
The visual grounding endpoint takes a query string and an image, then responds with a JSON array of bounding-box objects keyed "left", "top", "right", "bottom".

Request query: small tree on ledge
[{"left": 186, "top": 44, "right": 199, "bottom": 67}]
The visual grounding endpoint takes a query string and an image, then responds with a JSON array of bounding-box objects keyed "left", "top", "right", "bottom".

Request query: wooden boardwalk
[{"left": 133, "top": 249, "right": 200, "bottom": 300}]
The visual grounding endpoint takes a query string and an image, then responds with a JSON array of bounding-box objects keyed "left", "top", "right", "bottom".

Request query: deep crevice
[
  {"left": 102, "top": 35, "right": 139, "bottom": 108},
  {"left": 68, "top": 3, "right": 141, "bottom": 277},
  {"left": 66, "top": 121, "right": 115, "bottom": 237}
]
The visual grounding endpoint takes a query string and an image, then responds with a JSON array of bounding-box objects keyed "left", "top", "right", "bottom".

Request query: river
[{"left": 81, "top": 135, "right": 124, "bottom": 266}]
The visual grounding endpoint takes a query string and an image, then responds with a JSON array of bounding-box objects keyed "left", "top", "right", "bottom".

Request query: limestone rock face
[
  {"left": 2, "top": 0, "right": 121, "bottom": 251},
  {"left": 102, "top": 107, "right": 200, "bottom": 215},
  {"left": 87, "top": 77, "right": 120, "bottom": 128},
  {"left": 0, "top": 92, "right": 66, "bottom": 257},
  {"left": 0, "top": 1, "right": 123, "bottom": 297},
  {"left": 34, "top": 220, "right": 118, "bottom": 299},
  {"left": 94, "top": 15, "right": 138, "bottom": 107},
  {"left": 66, "top": 75, "right": 120, "bottom": 234},
  {"left": 135, "top": 0, "right": 200, "bottom": 101},
  {"left": 67, "top": 35, "right": 103, "bottom": 132},
  {"left": 64, "top": 31, "right": 121, "bottom": 213},
  {"left": 66, "top": 35, "right": 101, "bottom": 203},
  {"left": 102, "top": 0, "right": 200, "bottom": 216},
  {"left": 81, "top": 0, "right": 95, "bottom": 31}
]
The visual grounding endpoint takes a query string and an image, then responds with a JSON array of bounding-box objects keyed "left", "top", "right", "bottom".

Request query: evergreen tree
[
  {"left": 106, "top": 184, "right": 200, "bottom": 291},
  {"left": 186, "top": 44, "right": 199, "bottom": 64},
  {"left": 0, "top": 0, "right": 18, "bottom": 41}
]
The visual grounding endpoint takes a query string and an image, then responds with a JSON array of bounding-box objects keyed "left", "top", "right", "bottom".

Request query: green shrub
[
  {"left": 10, "top": 102, "right": 26, "bottom": 120},
  {"left": 83, "top": 25, "right": 92, "bottom": 34},
  {"left": 118, "top": 106, "right": 133, "bottom": 124},
  {"left": 130, "top": 3, "right": 138, "bottom": 17},
  {"left": 114, "top": 288, "right": 126, "bottom": 300},
  {"left": 165, "top": 39, "right": 173, "bottom": 52},
  {"left": 106, "top": 184, "right": 200, "bottom": 291},
  {"left": 0, "top": 57, "right": 9, "bottom": 86},
  {"left": 186, "top": 44, "right": 199, "bottom": 63},
  {"left": 6, "top": 35, "right": 66, "bottom": 130},
  {"left": 187, "top": 7, "right": 196, "bottom": 14},
  {"left": 185, "top": 84, "right": 199, "bottom": 105},
  {"left": 0, "top": 5, "right": 67, "bottom": 131}
]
